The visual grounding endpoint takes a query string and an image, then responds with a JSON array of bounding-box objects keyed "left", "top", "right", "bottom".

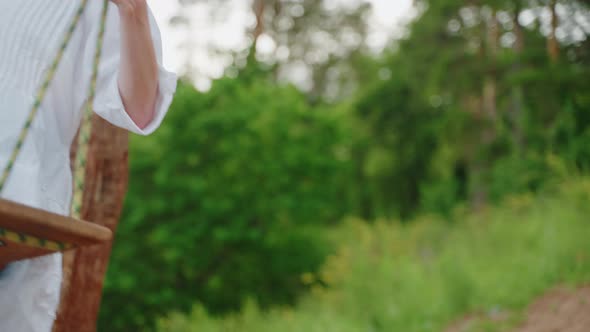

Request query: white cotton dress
[{"left": 0, "top": 1, "right": 177, "bottom": 331}]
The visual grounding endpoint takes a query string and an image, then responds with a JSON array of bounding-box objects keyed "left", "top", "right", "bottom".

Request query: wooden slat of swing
[
  {"left": 53, "top": 117, "right": 129, "bottom": 332},
  {"left": 0, "top": 198, "right": 112, "bottom": 266}
]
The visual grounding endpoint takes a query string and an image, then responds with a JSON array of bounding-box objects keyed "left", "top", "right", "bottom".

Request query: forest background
[{"left": 98, "top": 1, "right": 590, "bottom": 331}]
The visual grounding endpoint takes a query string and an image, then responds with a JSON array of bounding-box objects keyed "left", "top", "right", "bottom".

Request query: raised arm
[
  {"left": 110, "top": 0, "right": 159, "bottom": 129},
  {"left": 75, "top": 1, "right": 177, "bottom": 136}
]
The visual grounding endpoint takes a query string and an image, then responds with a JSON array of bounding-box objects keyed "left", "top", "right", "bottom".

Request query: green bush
[
  {"left": 157, "top": 179, "right": 590, "bottom": 332},
  {"left": 488, "top": 154, "right": 553, "bottom": 202},
  {"left": 99, "top": 78, "right": 351, "bottom": 331}
]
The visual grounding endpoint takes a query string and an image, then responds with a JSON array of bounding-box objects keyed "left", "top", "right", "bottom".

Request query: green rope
[
  {"left": 0, "top": 0, "right": 110, "bottom": 250},
  {"left": 70, "top": 0, "right": 110, "bottom": 218}
]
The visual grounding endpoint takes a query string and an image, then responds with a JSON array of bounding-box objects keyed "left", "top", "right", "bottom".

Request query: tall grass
[{"left": 157, "top": 179, "right": 590, "bottom": 332}]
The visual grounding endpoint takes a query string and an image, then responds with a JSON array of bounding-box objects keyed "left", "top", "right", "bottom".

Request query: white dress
[{"left": 0, "top": 1, "right": 177, "bottom": 331}]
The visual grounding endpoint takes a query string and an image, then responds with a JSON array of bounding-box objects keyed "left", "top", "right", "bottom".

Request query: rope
[
  {"left": 0, "top": 0, "right": 110, "bottom": 250},
  {"left": 70, "top": 0, "right": 110, "bottom": 218},
  {"left": 0, "top": 228, "right": 70, "bottom": 251}
]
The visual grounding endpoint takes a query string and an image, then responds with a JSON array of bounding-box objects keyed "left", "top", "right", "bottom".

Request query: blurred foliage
[
  {"left": 370, "top": 0, "right": 590, "bottom": 214},
  {"left": 351, "top": 75, "right": 441, "bottom": 219},
  {"left": 156, "top": 179, "right": 590, "bottom": 332},
  {"left": 99, "top": 69, "right": 351, "bottom": 330},
  {"left": 100, "top": 0, "right": 590, "bottom": 330},
  {"left": 173, "top": 0, "right": 372, "bottom": 101}
]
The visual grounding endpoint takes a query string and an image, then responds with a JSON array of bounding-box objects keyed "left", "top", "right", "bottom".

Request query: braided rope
[
  {"left": 0, "top": 228, "right": 72, "bottom": 251},
  {"left": 0, "top": 0, "right": 110, "bottom": 251},
  {"left": 70, "top": 0, "right": 110, "bottom": 218}
]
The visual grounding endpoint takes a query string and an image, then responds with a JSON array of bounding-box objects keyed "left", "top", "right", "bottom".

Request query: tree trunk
[
  {"left": 483, "top": 9, "right": 499, "bottom": 122},
  {"left": 53, "top": 116, "right": 129, "bottom": 332},
  {"left": 511, "top": 3, "right": 525, "bottom": 153},
  {"left": 470, "top": 9, "right": 501, "bottom": 211},
  {"left": 548, "top": 0, "right": 560, "bottom": 62},
  {"left": 252, "top": 0, "right": 266, "bottom": 44}
]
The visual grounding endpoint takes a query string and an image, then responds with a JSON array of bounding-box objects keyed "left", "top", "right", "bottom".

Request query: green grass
[{"left": 157, "top": 179, "right": 590, "bottom": 332}]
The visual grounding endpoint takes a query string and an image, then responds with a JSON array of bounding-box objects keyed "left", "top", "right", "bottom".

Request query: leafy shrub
[
  {"left": 99, "top": 78, "right": 350, "bottom": 331},
  {"left": 158, "top": 179, "right": 590, "bottom": 332}
]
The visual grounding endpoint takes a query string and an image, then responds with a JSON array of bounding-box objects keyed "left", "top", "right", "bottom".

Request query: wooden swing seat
[{"left": 0, "top": 198, "right": 112, "bottom": 268}]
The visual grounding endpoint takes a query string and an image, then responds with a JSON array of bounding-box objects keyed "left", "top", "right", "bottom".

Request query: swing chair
[{"left": 0, "top": 0, "right": 113, "bottom": 267}]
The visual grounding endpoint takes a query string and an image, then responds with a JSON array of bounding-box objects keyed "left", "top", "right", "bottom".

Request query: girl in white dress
[{"left": 0, "top": 1, "right": 177, "bottom": 331}]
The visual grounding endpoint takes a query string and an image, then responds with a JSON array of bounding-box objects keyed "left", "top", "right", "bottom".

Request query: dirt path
[
  {"left": 446, "top": 286, "right": 590, "bottom": 332},
  {"left": 514, "top": 286, "right": 590, "bottom": 332}
]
